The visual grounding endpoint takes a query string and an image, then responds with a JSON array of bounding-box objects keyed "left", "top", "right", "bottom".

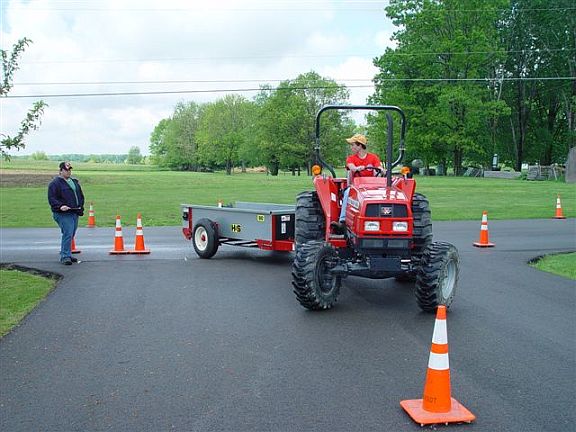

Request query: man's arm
[{"left": 346, "top": 161, "right": 366, "bottom": 173}]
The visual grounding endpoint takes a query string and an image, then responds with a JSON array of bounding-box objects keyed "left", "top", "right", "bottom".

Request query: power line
[
  {"left": 7, "top": 4, "right": 575, "bottom": 12},
  {"left": 22, "top": 48, "right": 573, "bottom": 65},
  {"left": 5, "top": 77, "right": 574, "bottom": 99},
  {"left": 16, "top": 78, "right": 375, "bottom": 86},
  {"left": 3, "top": 85, "right": 373, "bottom": 99},
  {"left": 23, "top": 54, "right": 381, "bottom": 64}
]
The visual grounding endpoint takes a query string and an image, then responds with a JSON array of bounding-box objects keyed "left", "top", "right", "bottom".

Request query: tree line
[
  {"left": 149, "top": 0, "right": 574, "bottom": 175},
  {"left": 149, "top": 72, "right": 354, "bottom": 174}
]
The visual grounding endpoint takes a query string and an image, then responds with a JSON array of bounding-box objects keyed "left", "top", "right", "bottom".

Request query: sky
[{"left": 1, "top": 0, "right": 396, "bottom": 156}]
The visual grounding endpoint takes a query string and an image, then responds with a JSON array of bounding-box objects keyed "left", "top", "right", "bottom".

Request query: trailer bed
[{"left": 181, "top": 201, "right": 295, "bottom": 256}]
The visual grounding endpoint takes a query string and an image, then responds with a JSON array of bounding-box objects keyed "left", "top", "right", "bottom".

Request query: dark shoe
[
  {"left": 61, "top": 258, "right": 73, "bottom": 265},
  {"left": 330, "top": 221, "right": 346, "bottom": 234},
  {"left": 70, "top": 257, "right": 78, "bottom": 263}
]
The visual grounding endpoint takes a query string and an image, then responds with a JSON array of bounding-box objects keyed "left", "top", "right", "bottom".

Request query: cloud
[{"left": 2, "top": 0, "right": 394, "bottom": 155}]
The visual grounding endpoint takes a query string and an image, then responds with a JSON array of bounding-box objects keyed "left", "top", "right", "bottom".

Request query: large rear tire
[
  {"left": 415, "top": 242, "right": 459, "bottom": 311},
  {"left": 292, "top": 241, "right": 341, "bottom": 310},
  {"left": 294, "top": 191, "right": 325, "bottom": 252},
  {"left": 192, "top": 218, "right": 219, "bottom": 259},
  {"left": 396, "top": 193, "right": 432, "bottom": 282}
]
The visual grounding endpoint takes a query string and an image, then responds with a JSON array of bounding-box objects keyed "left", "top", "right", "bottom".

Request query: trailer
[{"left": 181, "top": 201, "right": 295, "bottom": 258}]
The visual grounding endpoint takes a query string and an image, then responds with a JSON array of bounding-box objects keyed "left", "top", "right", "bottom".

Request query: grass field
[
  {"left": 0, "top": 268, "right": 57, "bottom": 337},
  {"left": 1, "top": 159, "right": 574, "bottom": 227},
  {"left": 531, "top": 252, "right": 576, "bottom": 280}
]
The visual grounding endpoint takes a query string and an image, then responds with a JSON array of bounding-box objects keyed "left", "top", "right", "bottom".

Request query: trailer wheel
[
  {"left": 193, "top": 218, "right": 219, "bottom": 259},
  {"left": 295, "top": 191, "right": 325, "bottom": 253},
  {"left": 415, "top": 242, "right": 459, "bottom": 311},
  {"left": 396, "top": 193, "right": 432, "bottom": 282},
  {"left": 292, "top": 240, "right": 341, "bottom": 310}
]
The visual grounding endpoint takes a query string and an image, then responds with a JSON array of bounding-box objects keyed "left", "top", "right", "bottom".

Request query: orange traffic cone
[
  {"left": 400, "top": 306, "right": 476, "bottom": 426},
  {"left": 71, "top": 237, "right": 81, "bottom": 254},
  {"left": 86, "top": 202, "right": 96, "bottom": 227},
  {"left": 109, "top": 215, "right": 129, "bottom": 254},
  {"left": 473, "top": 211, "right": 495, "bottom": 247},
  {"left": 129, "top": 213, "right": 150, "bottom": 254},
  {"left": 554, "top": 194, "right": 566, "bottom": 219}
]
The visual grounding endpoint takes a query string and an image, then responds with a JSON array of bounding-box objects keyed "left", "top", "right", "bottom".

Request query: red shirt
[{"left": 346, "top": 153, "right": 382, "bottom": 177}]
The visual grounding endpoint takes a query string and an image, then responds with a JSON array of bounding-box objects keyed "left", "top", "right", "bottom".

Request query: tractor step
[{"left": 329, "top": 234, "right": 345, "bottom": 240}]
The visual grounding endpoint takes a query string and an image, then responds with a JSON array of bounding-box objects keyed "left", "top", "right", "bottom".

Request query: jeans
[
  {"left": 339, "top": 187, "right": 350, "bottom": 222},
  {"left": 53, "top": 212, "right": 79, "bottom": 261}
]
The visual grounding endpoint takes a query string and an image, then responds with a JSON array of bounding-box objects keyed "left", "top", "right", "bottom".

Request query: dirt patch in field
[{"left": 0, "top": 171, "right": 55, "bottom": 187}]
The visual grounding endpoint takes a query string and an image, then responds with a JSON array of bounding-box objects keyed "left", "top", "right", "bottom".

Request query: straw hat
[{"left": 345, "top": 134, "right": 367, "bottom": 146}]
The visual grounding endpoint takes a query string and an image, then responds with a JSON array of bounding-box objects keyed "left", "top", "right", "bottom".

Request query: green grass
[
  {"left": 1, "top": 159, "right": 574, "bottom": 227},
  {"left": 1, "top": 159, "right": 161, "bottom": 172},
  {"left": 0, "top": 269, "right": 57, "bottom": 337},
  {"left": 531, "top": 253, "right": 576, "bottom": 280}
]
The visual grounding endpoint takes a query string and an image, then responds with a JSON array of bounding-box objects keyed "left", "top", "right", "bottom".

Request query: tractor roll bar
[{"left": 314, "top": 104, "right": 406, "bottom": 186}]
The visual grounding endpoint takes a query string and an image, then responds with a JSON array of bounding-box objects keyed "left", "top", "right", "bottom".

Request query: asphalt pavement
[{"left": 0, "top": 219, "right": 575, "bottom": 431}]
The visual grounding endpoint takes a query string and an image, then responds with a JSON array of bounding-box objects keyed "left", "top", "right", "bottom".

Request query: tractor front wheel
[
  {"left": 396, "top": 193, "right": 432, "bottom": 282},
  {"left": 415, "top": 242, "right": 459, "bottom": 311},
  {"left": 192, "top": 218, "right": 219, "bottom": 259},
  {"left": 292, "top": 240, "right": 341, "bottom": 310},
  {"left": 294, "top": 191, "right": 325, "bottom": 252}
]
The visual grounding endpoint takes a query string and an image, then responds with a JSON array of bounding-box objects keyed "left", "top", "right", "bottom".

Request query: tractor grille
[{"left": 365, "top": 204, "right": 408, "bottom": 218}]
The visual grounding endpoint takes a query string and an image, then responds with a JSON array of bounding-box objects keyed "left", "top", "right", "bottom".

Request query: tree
[
  {"left": 372, "top": 0, "right": 509, "bottom": 174},
  {"left": 149, "top": 118, "right": 171, "bottom": 166},
  {"left": 501, "top": 0, "right": 575, "bottom": 168},
  {"left": 1, "top": 38, "right": 48, "bottom": 160},
  {"left": 256, "top": 71, "right": 351, "bottom": 175},
  {"left": 196, "top": 95, "right": 257, "bottom": 175},
  {"left": 126, "top": 146, "right": 143, "bottom": 164},
  {"left": 149, "top": 102, "right": 203, "bottom": 170},
  {"left": 30, "top": 150, "right": 48, "bottom": 160}
]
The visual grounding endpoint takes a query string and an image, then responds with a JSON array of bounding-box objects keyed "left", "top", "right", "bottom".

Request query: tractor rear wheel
[
  {"left": 396, "top": 193, "right": 432, "bottom": 282},
  {"left": 294, "top": 191, "right": 325, "bottom": 252},
  {"left": 292, "top": 240, "right": 341, "bottom": 310},
  {"left": 415, "top": 242, "right": 459, "bottom": 311},
  {"left": 192, "top": 218, "right": 219, "bottom": 259}
]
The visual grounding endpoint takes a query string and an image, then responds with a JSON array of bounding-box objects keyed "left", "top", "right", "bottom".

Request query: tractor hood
[
  {"left": 351, "top": 177, "right": 416, "bottom": 204},
  {"left": 356, "top": 187, "right": 410, "bottom": 203}
]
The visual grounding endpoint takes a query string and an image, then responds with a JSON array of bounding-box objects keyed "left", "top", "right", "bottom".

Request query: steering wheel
[{"left": 352, "top": 166, "right": 385, "bottom": 177}]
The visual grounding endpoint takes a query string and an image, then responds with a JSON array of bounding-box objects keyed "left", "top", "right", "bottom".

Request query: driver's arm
[{"left": 347, "top": 162, "right": 365, "bottom": 173}]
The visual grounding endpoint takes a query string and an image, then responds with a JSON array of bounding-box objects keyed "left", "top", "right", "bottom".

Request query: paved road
[{"left": 1, "top": 219, "right": 575, "bottom": 431}]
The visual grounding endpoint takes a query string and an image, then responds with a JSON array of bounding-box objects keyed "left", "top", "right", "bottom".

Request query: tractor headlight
[
  {"left": 364, "top": 221, "right": 380, "bottom": 231},
  {"left": 392, "top": 221, "right": 408, "bottom": 232}
]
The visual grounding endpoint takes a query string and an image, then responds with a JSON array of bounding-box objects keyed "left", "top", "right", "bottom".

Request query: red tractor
[{"left": 292, "top": 105, "right": 459, "bottom": 312}]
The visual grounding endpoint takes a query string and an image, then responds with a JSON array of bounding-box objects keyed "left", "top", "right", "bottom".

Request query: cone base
[
  {"left": 128, "top": 249, "right": 151, "bottom": 254},
  {"left": 553, "top": 216, "right": 566, "bottom": 219},
  {"left": 71, "top": 249, "right": 81, "bottom": 254},
  {"left": 400, "top": 397, "right": 476, "bottom": 425},
  {"left": 86, "top": 225, "right": 96, "bottom": 228},
  {"left": 473, "top": 242, "right": 494, "bottom": 247},
  {"left": 109, "top": 250, "right": 130, "bottom": 255}
]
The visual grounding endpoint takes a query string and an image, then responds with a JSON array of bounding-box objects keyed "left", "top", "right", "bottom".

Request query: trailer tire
[
  {"left": 396, "top": 193, "right": 432, "bottom": 282},
  {"left": 415, "top": 242, "right": 459, "bottom": 311},
  {"left": 192, "top": 218, "right": 219, "bottom": 259},
  {"left": 292, "top": 240, "right": 341, "bottom": 310},
  {"left": 294, "top": 191, "right": 325, "bottom": 253}
]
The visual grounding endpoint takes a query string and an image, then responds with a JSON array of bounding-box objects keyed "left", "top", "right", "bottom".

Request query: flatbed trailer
[{"left": 181, "top": 201, "right": 295, "bottom": 258}]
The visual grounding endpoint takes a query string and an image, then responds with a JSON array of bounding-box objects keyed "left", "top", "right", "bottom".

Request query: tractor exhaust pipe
[{"left": 386, "top": 113, "right": 393, "bottom": 188}]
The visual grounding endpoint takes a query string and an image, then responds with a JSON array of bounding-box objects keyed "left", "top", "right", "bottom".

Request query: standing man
[
  {"left": 331, "top": 134, "right": 384, "bottom": 234},
  {"left": 48, "top": 162, "right": 85, "bottom": 265}
]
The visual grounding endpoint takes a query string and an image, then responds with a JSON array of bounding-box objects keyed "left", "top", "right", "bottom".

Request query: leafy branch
[{"left": 1, "top": 38, "right": 48, "bottom": 160}]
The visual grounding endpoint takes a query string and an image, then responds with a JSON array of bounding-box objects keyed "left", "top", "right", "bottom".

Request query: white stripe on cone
[
  {"left": 431, "top": 320, "right": 448, "bottom": 344},
  {"left": 428, "top": 352, "right": 450, "bottom": 370}
]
